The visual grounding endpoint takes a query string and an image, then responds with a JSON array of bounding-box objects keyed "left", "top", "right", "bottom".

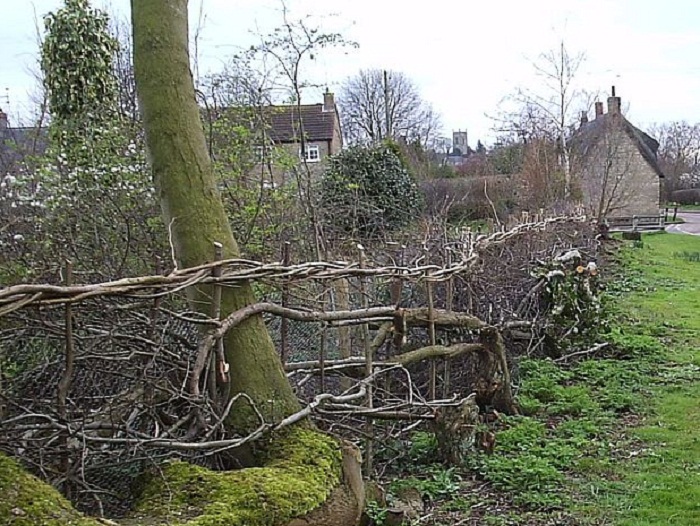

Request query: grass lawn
[
  {"left": 595, "top": 233, "right": 700, "bottom": 525},
  {"left": 374, "top": 232, "right": 700, "bottom": 525}
]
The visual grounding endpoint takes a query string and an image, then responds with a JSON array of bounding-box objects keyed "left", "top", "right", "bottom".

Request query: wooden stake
[
  {"left": 148, "top": 255, "right": 162, "bottom": 340},
  {"left": 425, "top": 247, "right": 437, "bottom": 401},
  {"left": 359, "top": 244, "right": 373, "bottom": 475},
  {"left": 336, "top": 277, "right": 352, "bottom": 392},
  {"left": 280, "top": 242, "right": 291, "bottom": 364},
  {"left": 443, "top": 250, "right": 453, "bottom": 398},
  {"left": 57, "top": 259, "right": 74, "bottom": 498},
  {"left": 209, "top": 243, "right": 225, "bottom": 403},
  {"left": 57, "top": 260, "right": 74, "bottom": 421},
  {"left": 320, "top": 325, "right": 327, "bottom": 393}
]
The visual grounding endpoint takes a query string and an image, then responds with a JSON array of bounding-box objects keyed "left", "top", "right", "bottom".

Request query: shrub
[
  {"left": 670, "top": 188, "right": 700, "bottom": 205},
  {"left": 420, "top": 175, "right": 516, "bottom": 223},
  {"left": 532, "top": 250, "right": 607, "bottom": 350},
  {"left": 319, "top": 144, "right": 422, "bottom": 236}
]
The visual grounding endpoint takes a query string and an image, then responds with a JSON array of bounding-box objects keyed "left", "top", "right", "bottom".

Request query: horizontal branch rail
[{"left": 0, "top": 215, "right": 586, "bottom": 316}]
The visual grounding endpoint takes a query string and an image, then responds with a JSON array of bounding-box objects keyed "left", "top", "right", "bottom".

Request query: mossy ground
[
  {"left": 0, "top": 453, "right": 100, "bottom": 526},
  {"left": 131, "top": 427, "right": 343, "bottom": 526}
]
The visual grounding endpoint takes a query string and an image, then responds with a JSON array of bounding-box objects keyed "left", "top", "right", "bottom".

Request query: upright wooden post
[
  {"left": 280, "top": 242, "right": 291, "bottom": 364},
  {"left": 336, "top": 278, "right": 352, "bottom": 392},
  {"left": 148, "top": 255, "right": 162, "bottom": 340},
  {"left": 209, "top": 242, "right": 226, "bottom": 404},
  {"left": 443, "top": 250, "right": 453, "bottom": 398},
  {"left": 57, "top": 260, "right": 74, "bottom": 421},
  {"left": 319, "top": 324, "right": 327, "bottom": 393},
  {"left": 57, "top": 259, "right": 74, "bottom": 498},
  {"left": 359, "top": 244, "right": 374, "bottom": 475},
  {"left": 425, "top": 246, "right": 437, "bottom": 400}
]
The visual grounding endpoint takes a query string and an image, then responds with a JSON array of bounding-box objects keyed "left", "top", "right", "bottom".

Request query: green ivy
[
  {"left": 320, "top": 143, "right": 423, "bottom": 236},
  {"left": 41, "top": 0, "right": 119, "bottom": 162},
  {"left": 532, "top": 251, "right": 607, "bottom": 349}
]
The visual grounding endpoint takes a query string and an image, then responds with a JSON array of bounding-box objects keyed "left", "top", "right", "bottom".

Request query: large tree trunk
[{"left": 131, "top": 0, "right": 300, "bottom": 433}]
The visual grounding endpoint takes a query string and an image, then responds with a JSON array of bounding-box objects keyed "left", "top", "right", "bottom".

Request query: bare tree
[
  {"left": 493, "top": 40, "right": 592, "bottom": 199},
  {"left": 518, "top": 137, "right": 564, "bottom": 209},
  {"left": 648, "top": 121, "right": 700, "bottom": 193},
  {"left": 246, "top": 4, "right": 356, "bottom": 259},
  {"left": 201, "top": 59, "right": 273, "bottom": 110},
  {"left": 338, "top": 69, "right": 442, "bottom": 148}
]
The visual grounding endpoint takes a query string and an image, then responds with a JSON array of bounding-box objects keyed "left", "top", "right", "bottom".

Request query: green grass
[
  {"left": 594, "top": 232, "right": 700, "bottom": 525},
  {"left": 373, "top": 232, "right": 700, "bottom": 525},
  {"left": 460, "top": 232, "right": 700, "bottom": 523}
]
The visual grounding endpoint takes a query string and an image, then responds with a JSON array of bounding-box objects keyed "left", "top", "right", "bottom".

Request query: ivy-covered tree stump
[{"left": 429, "top": 395, "right": 481, "bottom": 465}]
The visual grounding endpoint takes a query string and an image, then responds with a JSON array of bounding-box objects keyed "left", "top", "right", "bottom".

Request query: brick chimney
[
  {"left": 322, "top": 90, "right": 335, "bottom": 112},
  {"left": 607, "top": 85, "right": 621, "bottom": 115},
  {"left": 594, "top": 101, "right": 604, "bottom": 118},
  {"left": 580, "top": 110, "right": 589, "bottom": 126}
]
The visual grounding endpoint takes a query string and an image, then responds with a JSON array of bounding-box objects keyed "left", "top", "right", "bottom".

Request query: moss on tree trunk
[
  {"left": 1, "top": 431, "right": 364, "bottom": 526},
  {"left": 130, "top": 427, "right": 364, "bottom": 526},
  {"left": 131, "top": 0, "right": 300, "bottom": 432}
]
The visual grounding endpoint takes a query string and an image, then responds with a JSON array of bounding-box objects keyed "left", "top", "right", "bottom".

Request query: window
[
  {"left": 254, "top": 146, "right": 265, "bottom": 163},
  {"left": 300, "top": 144, "right": 320, "bottom": 163}
]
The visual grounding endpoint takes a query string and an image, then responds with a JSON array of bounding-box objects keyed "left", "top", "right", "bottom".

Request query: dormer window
[{"left": 300, "top": 144, "right": 320, "bottom": 163}]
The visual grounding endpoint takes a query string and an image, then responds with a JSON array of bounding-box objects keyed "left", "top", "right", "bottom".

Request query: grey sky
[{"left": 2, "top": 0, "right": 700, "bottom": 144}]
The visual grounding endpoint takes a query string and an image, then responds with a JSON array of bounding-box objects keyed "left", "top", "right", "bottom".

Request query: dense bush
[
  {"left": 420, "top": 175, "right": 516, "bottom": 223},
  {"left": 669, "top": 188, "right": 700, "bottom": 205},
  {"left": 320, "top": 143, "right": 422, "bottom": 236}
]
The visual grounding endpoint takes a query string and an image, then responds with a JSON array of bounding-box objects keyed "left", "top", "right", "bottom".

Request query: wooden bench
[{"left": 605, "top": 213, "right": 666, "bottom": 233}]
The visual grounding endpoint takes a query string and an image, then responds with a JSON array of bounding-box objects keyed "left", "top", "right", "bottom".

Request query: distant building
[
  {"left": 0, "top": 109, "right": 46, "bottom": 174},
  {"left": 571, "top": 87, "right": 664, "bottom": 218},
  {"left": 211, "top": 92, "right": 343, "bottom": 186},
  {"left": 444, "top": 129, "right": 473, "bottom": 167},
  {"left": 267, "top": 91, "right": 341, "bottom": 165}
]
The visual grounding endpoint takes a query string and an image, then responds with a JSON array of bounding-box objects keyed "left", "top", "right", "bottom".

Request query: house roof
[
  {"left": 266, "top": 103, "right": 337, "bottom": 143},
  {"left": 573, "top": 113, "right": 664, "bottom": 178},
  {"left": 0, "top": 126, "right": 47, "bottom": 173}
]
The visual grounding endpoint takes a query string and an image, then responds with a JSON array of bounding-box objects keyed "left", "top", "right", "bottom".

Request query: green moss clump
[
  {"left": 135, "top": 427, "right": 343, "bottom": 526},
  {"left": 0, "top": 453, "right": 100, "bottom": 526}
]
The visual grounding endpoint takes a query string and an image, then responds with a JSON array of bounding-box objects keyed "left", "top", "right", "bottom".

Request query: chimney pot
[
  {"left": 580, "top": 110, "right": 589, "bottom": 126},
  {"left": 595, "top": 102, "right": 604, "bottom": 118},
  {"left": 322, "top": 90, "right": 335, "bottom": 112},
  {"left": 607, "top": 87, "right": 621, "bottom": 115}
]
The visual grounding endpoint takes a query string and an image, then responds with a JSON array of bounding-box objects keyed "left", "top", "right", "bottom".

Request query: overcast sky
[{"left": 2, "top": 0, "right": 700, "bottom": 144}]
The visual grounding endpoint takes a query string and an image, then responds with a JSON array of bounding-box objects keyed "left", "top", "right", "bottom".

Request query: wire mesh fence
[{"left": 0, "top": 215, "right": 599, "bottom": 518}]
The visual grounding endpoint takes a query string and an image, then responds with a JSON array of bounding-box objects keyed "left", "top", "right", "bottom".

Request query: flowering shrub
[
  {"left": 0, "top": 126, "right": 165, "bottom": 284},
  {"left": 0, "top": 0, "right": 168, "bottom": 285}
]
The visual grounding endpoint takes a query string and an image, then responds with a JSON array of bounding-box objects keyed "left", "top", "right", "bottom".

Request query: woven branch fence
[{"left": 0, "top": 214, "right": 599, "bottom": 517}]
